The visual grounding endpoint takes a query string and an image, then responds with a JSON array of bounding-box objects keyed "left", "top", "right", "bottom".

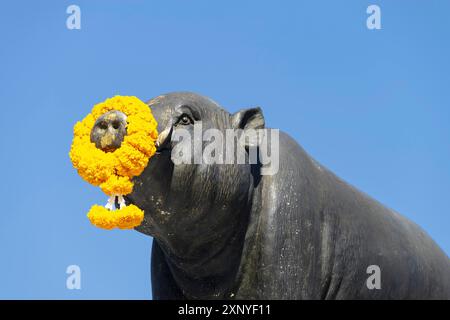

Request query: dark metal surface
[{"left": 96, "top": 92, "right": 450, "bottom": 299}]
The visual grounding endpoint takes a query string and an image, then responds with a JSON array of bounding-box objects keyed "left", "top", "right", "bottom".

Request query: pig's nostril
[
  {"left": 98, "top": 121, "right": 108, "bottom": 130},
  {"left": 112, "top": 120, "right": 121, "bottom": 130}
]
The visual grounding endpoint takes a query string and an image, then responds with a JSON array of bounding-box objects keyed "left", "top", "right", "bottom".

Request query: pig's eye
[{"left": 177, "top": 114, "right": 193, "bottom": 126}]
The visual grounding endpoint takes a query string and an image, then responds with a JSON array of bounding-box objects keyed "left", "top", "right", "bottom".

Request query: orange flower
[
  {"left": 69, "top": 96, "right": 158, "bottom": 230},
  {"left": 87, "top": 204, "right": 144, "bottom": 230}
]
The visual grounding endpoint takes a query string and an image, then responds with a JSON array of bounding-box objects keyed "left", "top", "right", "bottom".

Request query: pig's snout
[{"left": 90, "top": 110, "right": 127, "bottom": 152}]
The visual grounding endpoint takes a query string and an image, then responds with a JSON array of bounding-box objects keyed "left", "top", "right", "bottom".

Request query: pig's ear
[
  {"left": 231, "top": 107, "right": 265, "bottom": 148},
  {"left": 231, "top": 107, "right": 265, "bottom": 130}
]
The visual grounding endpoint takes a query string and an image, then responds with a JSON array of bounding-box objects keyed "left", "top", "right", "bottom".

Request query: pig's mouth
[
  {"left": 123, "top": 195, "right": 133, "bottom": 206},
  {"left": 124, "top": 143, "right": 173, "bottom": 207}
]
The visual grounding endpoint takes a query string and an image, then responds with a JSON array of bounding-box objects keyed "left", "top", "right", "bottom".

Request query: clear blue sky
[{"left": 0, "top": 0, "right": 449, "bottom": 299}]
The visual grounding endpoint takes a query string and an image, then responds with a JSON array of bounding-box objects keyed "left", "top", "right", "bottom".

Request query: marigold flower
[
  {"left": 87, "top": 204, "right": 144, "bottom": 230},
  {"left": 70, "top": 96, "right": 158, "bottom": 230}
]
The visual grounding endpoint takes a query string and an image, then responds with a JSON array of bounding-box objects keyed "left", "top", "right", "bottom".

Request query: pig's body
[
  {"left": 91, "top": 92, "right": 450, "bottom": 299},
  {"left": 231, "top": 132, "right": 450, "bottom": 299}
]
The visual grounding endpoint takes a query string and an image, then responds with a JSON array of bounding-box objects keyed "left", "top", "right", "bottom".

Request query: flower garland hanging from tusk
[{"left": 69, "top": 96, "right": 158, "bottom": 230}]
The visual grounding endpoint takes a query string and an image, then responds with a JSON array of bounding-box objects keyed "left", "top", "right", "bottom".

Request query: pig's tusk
[{"left": 156, "top": 120, "right": 173, "bottom": 150}]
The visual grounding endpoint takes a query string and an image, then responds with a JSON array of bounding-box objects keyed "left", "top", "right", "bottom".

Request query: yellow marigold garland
[{"left": 69, "top": 96, "right": 158, "bottom": 230}]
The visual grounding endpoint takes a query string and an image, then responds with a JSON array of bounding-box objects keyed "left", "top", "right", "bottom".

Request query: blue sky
[{"left": 0, "top": 0, "right": 449, "bottom": 299}]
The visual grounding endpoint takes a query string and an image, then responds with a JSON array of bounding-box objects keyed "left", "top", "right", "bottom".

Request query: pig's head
[{"left": 90, "top": 92, "right": 265, "bottom": 264}]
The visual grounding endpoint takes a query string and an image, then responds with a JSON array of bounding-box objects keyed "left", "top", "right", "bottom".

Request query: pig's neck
[{"left": 160, "top": 187, "right": 254, "bottom": 299}]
